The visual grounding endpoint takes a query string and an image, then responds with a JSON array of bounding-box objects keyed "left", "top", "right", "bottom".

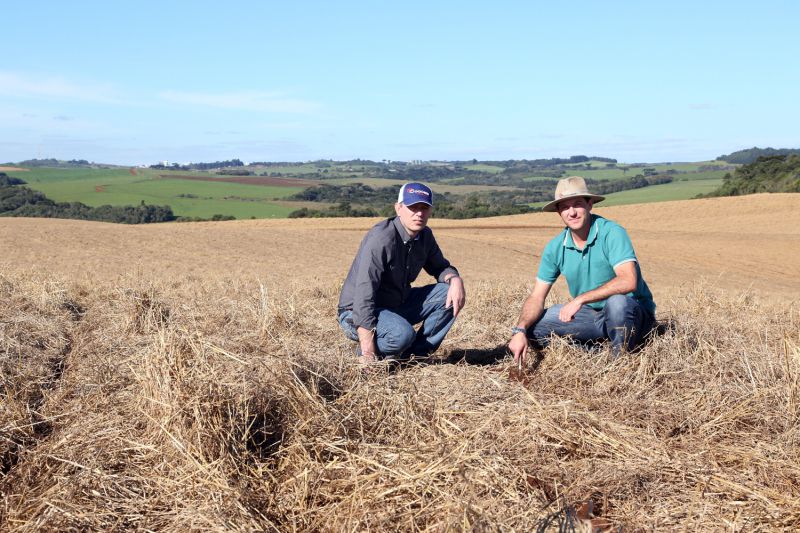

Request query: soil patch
[{"left": 0, "top": 166, "right": 28, "bottom": 172}]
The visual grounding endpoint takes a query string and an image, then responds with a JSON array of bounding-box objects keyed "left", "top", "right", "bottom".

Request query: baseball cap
[{"left": 397, "top": 182, "right": 433, "bottom": 206}]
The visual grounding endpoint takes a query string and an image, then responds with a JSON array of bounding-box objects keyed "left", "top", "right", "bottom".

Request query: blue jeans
[
  {"left": 528, "top": 294, "right": 655, "bottom": 355},
  {"left": 338, "top": 283, "right": 456, "bottom": 359}
]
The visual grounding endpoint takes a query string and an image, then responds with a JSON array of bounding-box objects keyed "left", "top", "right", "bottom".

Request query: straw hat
[{"left": 542, "top": 176, "right": 605, "bottom": 212}]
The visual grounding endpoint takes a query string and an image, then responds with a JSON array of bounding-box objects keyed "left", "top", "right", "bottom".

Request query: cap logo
[{"left": 406, "top": 188, "right": 430, "bottom": 196}]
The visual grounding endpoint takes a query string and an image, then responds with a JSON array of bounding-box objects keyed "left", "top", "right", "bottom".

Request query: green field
[
  {"left": 3, "top": 161, "right": 732, "bottom": 219},
  {"left": 4, "top": 167, "right": 301, "bottom": 218},
  {"left": 600, "top": 178, "right": 724, "bottom": 206},
  {"left": 253, "top": 162, "right": 375, "bottom": 178},
  {"left": 462, "top": 163, "right": 505, "bottom": 173},
  {"left": 557, "top": 161, "right": 731, "bottom": 182},
  {"left": 529, "top": 177, "right": 724, "bottom": 208}
]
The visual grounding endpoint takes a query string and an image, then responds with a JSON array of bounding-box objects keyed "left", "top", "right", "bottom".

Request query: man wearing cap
[
  {"left": 508, "top": 176, "right": 656, "bottom": 362},
  {"left": 337, "top": 182, "right": 465, "bottom": 364}
]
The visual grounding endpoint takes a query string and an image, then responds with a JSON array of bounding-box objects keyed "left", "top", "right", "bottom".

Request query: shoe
[{"left": 655, "top": 318, "right": 677, "bottom": 336}]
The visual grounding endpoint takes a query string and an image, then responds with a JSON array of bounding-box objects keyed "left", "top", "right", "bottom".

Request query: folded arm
[{"left": 558, "top": 260, "right": 638, "bottom": 322}]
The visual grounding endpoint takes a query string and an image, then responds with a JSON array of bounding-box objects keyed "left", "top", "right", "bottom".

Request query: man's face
[
  {"left": 557, "top": 196, "right": 592, "bottom": 233},
  {"left": 394, "top": 201, "right": 431, "bottom": 235}
]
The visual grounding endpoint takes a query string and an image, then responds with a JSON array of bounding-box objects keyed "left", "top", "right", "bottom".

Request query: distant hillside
[
  {"left": 11, "top": 158, "right": 99, "bottom": 168},
  {"left": 703, "top": 155, "right": 800, "bottom": 197},
  {"left": 716, "top": 147, "right": 800, "bottom": 164}
]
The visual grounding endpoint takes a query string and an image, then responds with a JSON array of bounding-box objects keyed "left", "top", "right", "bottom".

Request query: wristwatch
[{"left": 511, "top": 326, "right": 527, "bottom": 336}]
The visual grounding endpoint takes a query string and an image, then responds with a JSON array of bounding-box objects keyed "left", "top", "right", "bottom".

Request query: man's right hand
[
  {"left": 357, "top": 326, "right": 379, "bottom": 364},
  {"left": 508, "top": 331, "right": 529, "bottom": 364},
  {"left": 359, "top": 343, "right": 378, "bottom": 363}
]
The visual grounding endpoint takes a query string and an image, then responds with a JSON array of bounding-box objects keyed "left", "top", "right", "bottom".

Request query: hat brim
[{"left": 542, "top": 193, "right": 605, "bottom": 212}]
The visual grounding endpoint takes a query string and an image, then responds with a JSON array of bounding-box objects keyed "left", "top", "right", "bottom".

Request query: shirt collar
[
  {"left": 562, "top": 215, "right": 600, "bottom": 249},
  {"left": 392, "top": 216, "right": 419, "bottom": 244}
]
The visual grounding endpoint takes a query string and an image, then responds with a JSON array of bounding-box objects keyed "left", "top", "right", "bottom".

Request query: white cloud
[
  {"left": 159, "top": 90, "right": 320, "bottom": 113},
  {"left": 0, "top": 71, "right": 119, "bottom": 103}
]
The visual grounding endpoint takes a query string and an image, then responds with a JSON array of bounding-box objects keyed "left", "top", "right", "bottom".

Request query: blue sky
[{"left": 2, "top": 1, "right": 799, "bottom": 165}]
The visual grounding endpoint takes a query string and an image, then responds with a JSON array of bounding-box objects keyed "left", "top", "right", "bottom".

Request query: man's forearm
[
  {"left": 357, "top": 326, "right": 377, "bottom": 356},
  {"left": 573, "top": 272, "right": 636, "bottom": 306},
  {"left": 515, "top": 293, "right": 545, "bottom": 329}
]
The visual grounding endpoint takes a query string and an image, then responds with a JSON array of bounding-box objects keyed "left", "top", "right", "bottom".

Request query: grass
[
  {"left": 600, "top": 178, "right": 725, "bottom": 206},
  {"left": 2, "top": 162, "right": 736, "bottom": 219},
  {"left": 529, "top": 178, "right": 725, "bottom": 208},
  {"left": 559, "top": 162, "right": 734, "bottom": 182},
  {"left": 1, "top": 270, "right": 798, "bottom": 530},
  {"left": 3, "top": 167, "right": 301, "bottom": 218},
  {"left": 462, "top": 163, "right": 505, "bottom": 173}
]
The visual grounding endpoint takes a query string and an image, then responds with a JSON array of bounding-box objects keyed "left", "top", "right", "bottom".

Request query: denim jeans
[
  {"left": 528, "top": 294, "right": 655, "bottom": 355},
  {"left": 338, "top": 283, "right": 456, "bottom": 359}
]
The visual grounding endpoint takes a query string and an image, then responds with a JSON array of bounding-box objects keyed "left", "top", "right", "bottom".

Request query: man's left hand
[
  {"left": 558, "top": 298, "right": 583, "bottom": 322},
  {"left": 446, "top": 277, "right": 466, "bottom": 317}
]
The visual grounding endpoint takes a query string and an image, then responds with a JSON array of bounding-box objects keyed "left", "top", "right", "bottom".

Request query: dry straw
[{"left": 2, "top": 271, "right": 799, "bottom": 531}]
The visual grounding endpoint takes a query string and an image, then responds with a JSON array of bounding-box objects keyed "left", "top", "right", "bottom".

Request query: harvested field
[
  {"left": 160, "top": 174, "right": 316, "bottom": 187},
  {"left": 1, "top": 194, "right": 798, "bottom": 297},
  {"left": 1, "top": 194, "right": 799, "bottom": 530},
  {"left": 0, "top": 167, "right": 28, "bottom": 172}
]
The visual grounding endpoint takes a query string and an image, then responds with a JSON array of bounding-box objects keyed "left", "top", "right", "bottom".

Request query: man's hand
[
  {"left": 559, "top": 262, "right": 637, "bottom": 321},
  {"left": 558, "top": 298, "right": 583, "bottom": 322},
  {"left": 508, "top": 331, "right": 529, "bottom": 364},
  {"left": 445, "top": 276, "right": 466, "bottom": 317},
  {"left": 357, "top": 327, "right": 379, "bottom": 364}
]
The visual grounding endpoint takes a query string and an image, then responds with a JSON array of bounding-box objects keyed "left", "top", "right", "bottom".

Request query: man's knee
[
  {"left": 379, "top": 322, "right": 416, "bottom": 355},
  {"left": 530, "top": 306, "right": 562, "bottom": 344},
  {"left": 604, "top": 294, "right": 634, "bottom": 324},
  {"left": 425, "top": 282, "right": 451, "bottom": 307}
]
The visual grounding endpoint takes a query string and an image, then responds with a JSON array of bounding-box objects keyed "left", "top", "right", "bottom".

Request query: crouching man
[
  {"left": 509, "top": 176, "right": 656, "bottom": 363},
  {"left": 337, "top": 182, "right": 465, "bottom": 364}
]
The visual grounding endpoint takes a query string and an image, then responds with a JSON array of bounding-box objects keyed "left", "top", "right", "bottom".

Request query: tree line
[
  {"left": 702, "top": 155, "right": 800, "bottom": 196},
  {"left": 716, "top": 147, "right": 800, "bottom": 165},
  {"left": 285, "top": 174, "right": 672, "bottom": 219},
  {"left": 12, "top": 158, "right": 93, "bottom": 168},
  {"left": 149, "top": 159, "right": 245, "bottom": 171}
]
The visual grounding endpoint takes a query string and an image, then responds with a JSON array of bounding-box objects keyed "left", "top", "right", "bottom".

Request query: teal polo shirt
[{"left": 536, "top": 215, "right": 656, "bottom": 314}]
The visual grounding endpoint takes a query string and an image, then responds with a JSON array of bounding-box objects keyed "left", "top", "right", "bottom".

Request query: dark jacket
[{"left": 338, "top": 217, "right": 459, "bottom": 330}]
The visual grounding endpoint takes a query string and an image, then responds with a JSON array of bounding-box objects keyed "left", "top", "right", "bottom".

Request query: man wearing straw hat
[
  {"left": 337, "top": 182, "right": 465, "bottom": 364},
  {"left": 508, "top": 176, "right": 656, "bottom": 362}
]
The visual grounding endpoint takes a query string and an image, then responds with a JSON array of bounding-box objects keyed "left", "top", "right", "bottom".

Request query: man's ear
[{"left": 394, "top": 202, "right": 402, "bottom": 216}]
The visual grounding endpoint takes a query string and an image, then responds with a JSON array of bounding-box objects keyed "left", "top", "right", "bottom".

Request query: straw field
[{"left": 2, "top": 194, "right": 799, "bottom": 531}]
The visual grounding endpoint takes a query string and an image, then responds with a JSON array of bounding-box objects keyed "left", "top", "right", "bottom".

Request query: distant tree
[
  {"left": 716, "top": 147, "right": 800, "bottom": 165},
  {"left": 702, "top": 155, "right": 800, "bottom": 196}
]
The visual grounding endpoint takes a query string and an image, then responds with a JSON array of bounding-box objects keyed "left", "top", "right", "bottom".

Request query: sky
[{"left": 2, "top": 0, "right": 799, "bottom": 165}]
